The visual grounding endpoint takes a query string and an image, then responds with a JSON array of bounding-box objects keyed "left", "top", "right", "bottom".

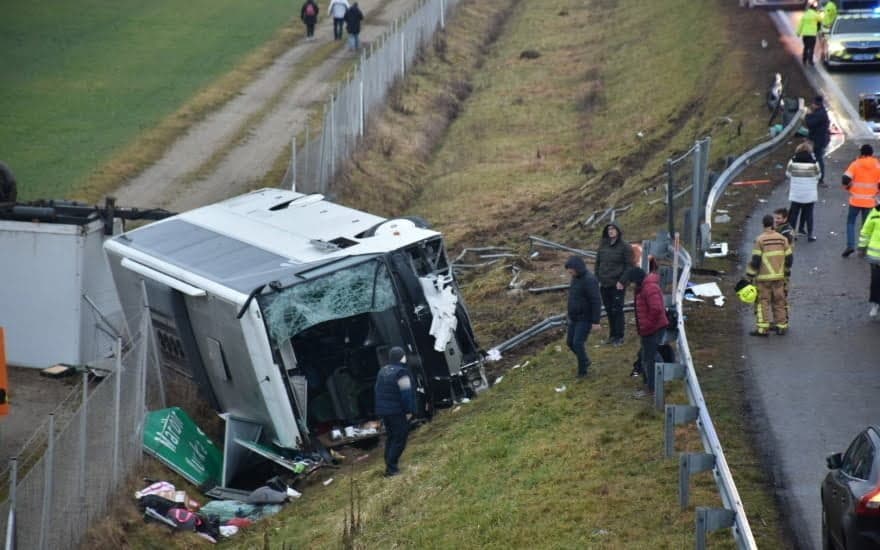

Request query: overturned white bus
[{"left": 104, "top": 189, "right": 487, "bottom": 452}]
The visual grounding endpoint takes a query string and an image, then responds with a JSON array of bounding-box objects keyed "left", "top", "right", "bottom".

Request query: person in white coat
[
  {"left": 786, "top": 141, "right": 821, "bottom": 242},
  {"left": 329, "top": 0, "right": 350, "bottom": 40}
]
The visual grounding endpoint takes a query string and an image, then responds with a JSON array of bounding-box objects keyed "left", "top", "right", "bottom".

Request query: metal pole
[
  {"left": 666, "top": 159, "right": 675, "bottom": 239},
  {"left": 359, "top": 68, "right": 365, "bottom": 137},
  {"left": 38, "top": 415, "right": 54, "bottom": 550},
  {"left": 79, "top": 370, "right": 88, "bottom": 523},
  {"left": 400, "top": 31, "right": 406, "bottom": 76},
  {"left": 690, "top": 142, "right": 702, "bottom": 256},
  {"left": 330, "top": 95, "right": 336, "bottom": 181},
  {"left": 304, "top": 125, "right": 310, "bottom": 190},
  {"left": 5, "top": 457, "right": 16, "bottom": 550},
  {"left": 112, "top": 338, "right": 122, "bottom": 486},
  {"left": 148, "top": 323, "right": 166, "bottom": 409},
  {"left": 290, "top": 134, "right": 297, "bottom": 192},
  {"left": 440, "top": 0, "right": 445, "bottom": 29},
  {"left": 672, "top": 232, "right": 680, "bottom": 301}
]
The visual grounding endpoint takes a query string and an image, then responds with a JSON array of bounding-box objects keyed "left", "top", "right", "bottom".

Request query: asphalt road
[{"left": 744, "top": 11, "right": 880, "bottom": 549}]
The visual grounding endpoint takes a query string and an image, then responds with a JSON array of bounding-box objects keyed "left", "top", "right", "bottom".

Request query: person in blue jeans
[
  {"left": 564, "top": 256, "right": 602, "bottom": 378},
  {"left": 374, "top": 346, "right": 414, "bottom": 477},
  {"left": 841, "top": 144, "right": 880, "bottom": 257}
]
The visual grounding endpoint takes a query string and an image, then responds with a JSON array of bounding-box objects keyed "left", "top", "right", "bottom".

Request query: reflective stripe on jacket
[
  {"left": 858, "top": 207, "right": 880, "bottom": 263},
  {"left": 746, "top": 229, "right": 792, "bottom": 282},
  {"left": 844, "top": 156, "right": 880, "bottom": 208}
]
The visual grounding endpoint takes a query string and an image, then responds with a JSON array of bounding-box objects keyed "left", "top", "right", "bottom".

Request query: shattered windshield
[{"left": 259, "top": 259, "right": 397, "bottom": 344}]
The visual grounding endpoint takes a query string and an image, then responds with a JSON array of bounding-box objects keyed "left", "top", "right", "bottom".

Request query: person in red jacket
[{"left": 630, "top": 267, "right": 669, "bottom": 395}]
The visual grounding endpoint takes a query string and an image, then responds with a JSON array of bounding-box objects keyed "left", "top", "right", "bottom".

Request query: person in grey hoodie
[
  {"left": 564, "top": 256, "right": 602, "bottom": 378},
  {"left": 594, "top": 223, "right": 633, "bottom": 346},
  {"left": 328, "top": 0, "right": 349, "bottom": 40}
]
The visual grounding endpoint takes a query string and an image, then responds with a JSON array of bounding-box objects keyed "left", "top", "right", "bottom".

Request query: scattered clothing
[{"left": 199, "top": 500, "right": 283, "bottom": 523}]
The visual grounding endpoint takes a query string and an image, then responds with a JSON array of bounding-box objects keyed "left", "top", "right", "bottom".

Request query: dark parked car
[{"left": 822, "top": 426, "right": 880, "bottom": 549}]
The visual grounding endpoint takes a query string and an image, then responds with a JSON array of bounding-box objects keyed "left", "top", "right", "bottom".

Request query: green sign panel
[{"left": 143, "top": 407, "right": 222, "bottom": 490}]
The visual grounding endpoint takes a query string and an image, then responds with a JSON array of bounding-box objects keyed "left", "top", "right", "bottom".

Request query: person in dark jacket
[
  {"left": 374, "top": 346, "right": 414, "bottom": 476},
  {"left": 344, "top": 2, "right": 363, "bottom": 50},
  {"left": 630, "top": 267, "right": 669, "bottom": 395},
  {"left": 564, "top": 256, "right": 602, "bottom": 378},
  {"left": 301, "top": 0, "right": 319, "bottom": 40},
  {"left": 594, "top": 223, "right": 633, "bottom": 346},
  {"left": 805, "top": 95, "right": 830, "bottom": 185}
]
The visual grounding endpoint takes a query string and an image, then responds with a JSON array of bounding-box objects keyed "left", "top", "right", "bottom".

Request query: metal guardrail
[
  {"left": 657, "top": 242, "right": 757, "bottom": 549},
  {"left": 700, "top": 98, "right": 806, "bottom": 252}
]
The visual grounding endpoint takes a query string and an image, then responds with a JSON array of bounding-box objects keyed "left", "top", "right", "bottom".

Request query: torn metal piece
[
  {"left": 528, "top": 235, "right": 596, "bottom": 258},
  {"left": 527, "top": 284, "right": 570, "bottom": 294}
]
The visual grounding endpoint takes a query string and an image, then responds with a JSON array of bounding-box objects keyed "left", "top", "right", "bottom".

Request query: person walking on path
[
  {"left": 595, "top": 223, "right": 632, "bottom": 346},
  {"left": 786, "top": 141, "right": 821, "bottom": 241},
  {"left": 746, "top": 215, "right": 793, "bottom": 336},
  {"left": 301, "top": 0, "right": 320, "bottom": 40},
  {"left": 344, "top": 2, "right": 364, "bottom": 50},
  {"left": 841, "top": 143, "right": 880, "bottom": 257},
  {"left": 857, "top": 196, "right": 880, "bottom": 318},
  {"left": 805, "top": 96, "right": 831, "bottom": 185},
  {"left": 373, "top": 346, "right": 414, "bottom": 477},
  {"left": 328, "top": 0, "right": 349, "bottom": 40},
  {"left": 564, "top": 256, "right": 602, "bottom": 379},
  {"left": 630, "top": 267, "right": 669, "bottom": 397},
  {"left": 797, "top": 2, "right": 821, "bottom": 66}
]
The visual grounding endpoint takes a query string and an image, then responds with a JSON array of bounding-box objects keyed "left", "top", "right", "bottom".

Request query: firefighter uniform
[{"left": 746, "top": 228, "right": 793, "bottom": 335}]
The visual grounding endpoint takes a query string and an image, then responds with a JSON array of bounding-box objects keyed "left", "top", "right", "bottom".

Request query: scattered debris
[
  {"left": 707, "top": 364, "right": 714, "bottom": 369},
  {"left": 528, "top": 284, "right": 570, "bottom": 294},
  {"left": 529, "top": 235, "right": 595, "bottom": 258},
  {"left": 684, "top": 295, "right": 705, "bottom": 303},
  {"left": 714, "top": 214, "right": 731, "bottom": 224},
  {"left": 509, "top": 266, "right": 522, "bottom": 289},
  {"left": 732, "top": 179, "right": 771, "bottom": 186},
  {"left": 555, "top": 385, "right": 567, "bottom": 393},
  {"left": 453, "top": 406, "right": 462, "bottom": 412},
  {"left": 323, "top": 478, "right": 334, "bottom": 486},
  {"left": 689, "top": 282, "right": 723, "bottom": 298},
  {"left": 494, "top": 376, "right": 503, "bottom": 385},
  {"left": 486, "top": 348, "right": 502, "bottom": 362},
  {"left": 519, "top": 50, "right": 541, "bottom": 59},
  {"left": 704, "top": 242, "right": 729, "bottom": 258},
  {"left": 713, "top": 296, "right": 725, "bottom": 307}
]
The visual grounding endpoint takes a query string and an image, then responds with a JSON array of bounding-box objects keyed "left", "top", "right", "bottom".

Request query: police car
[{"left": 824, "top": 11, "right": 880, "bottom": 67}]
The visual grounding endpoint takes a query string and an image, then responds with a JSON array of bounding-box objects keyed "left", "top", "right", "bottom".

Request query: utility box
[{"left": 0, "top": 214, "right": 123, "bottom": 368}]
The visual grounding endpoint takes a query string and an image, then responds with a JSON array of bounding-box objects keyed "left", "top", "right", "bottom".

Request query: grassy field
[{"left": 1, "top": 0, "right": 295, "bottom": 201}]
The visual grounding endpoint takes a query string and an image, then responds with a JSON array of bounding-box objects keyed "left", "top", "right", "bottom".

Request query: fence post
[
  {"left": 666, "top": 159, "right": 675, "bottom": 239},
  {"left": 440, "top": 0, "right": 445, "bottom": 29},
  {"left": 290, "top": 134, "right": 297, "bottom": 192},
  {"left": 38, "top": 415, "right": 54, "bottom": 550},
  {"left": 304, "top": 125, "right": 310, "bottom": 190},
  {"left": 5, "top": 457, "right": 16, "bottom": 550},
  {"left": 330, "top": 95, "right": 337, "bottom": 182},
  {"left": 148, "top": 324, "right": 165, "bottom": 409},
  {"left": 359, "top": 62, "right": 365, "bottom": 137},
  {"left": 400, "top": 30, "right": 406, "bottom": 76},
  {"left": 112, "top": 337, "right": 122, "bottom": 486},
  {"left": 79, "top": 370, "right": 88, "bottom": 523}
]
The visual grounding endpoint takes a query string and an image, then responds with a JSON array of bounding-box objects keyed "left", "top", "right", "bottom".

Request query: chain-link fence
[
  {"left": 284, "top": 0, "right": 458, "bottom": 195},
  {"left": 664, "top": 137, "right": 711, "bottom": 259},
  {"left": 0, "top": 307, "right": 156, "bottom": 550}
]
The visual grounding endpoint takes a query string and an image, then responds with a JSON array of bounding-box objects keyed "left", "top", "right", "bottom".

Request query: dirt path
[{"left": 114, "top": 0, "right": 415, "bottom": 211}]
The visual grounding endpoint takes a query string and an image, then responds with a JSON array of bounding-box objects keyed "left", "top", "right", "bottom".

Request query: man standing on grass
[
  {"left": 595, "top": 223, "right": 632, "bottom": 347},
  {"left": 374, "top": 346, "right": 414, "bottom": 477},
  {"left": 564, "top": 256, "right": 602, "bottom": 379}
]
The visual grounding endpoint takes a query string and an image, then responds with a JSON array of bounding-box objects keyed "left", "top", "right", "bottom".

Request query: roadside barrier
[
  {"left": 650, "top": 235, "right": 757, "bottom": 549},
  {"left": 701, "top": 98, "right": 806, "bottom": 256}
]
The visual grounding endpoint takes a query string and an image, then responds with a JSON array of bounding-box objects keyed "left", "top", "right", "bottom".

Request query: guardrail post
[
  {"left": 695, "top": 507, "right": 736, "bottom": 550},
  {"left": 5, "top": 457, "right": 16, "bottom": 550},
  {"left": 679, "top": 452, "right": 716, "bottom": 510},
  {"left": 38, "top": 415, "right": 55, "bottom": 550},
  {"left": 654, "top": 362, "right": 686, "bottom": 411},
  {"left": 665, "top": 404, "right": 699, "bottom": 457}
]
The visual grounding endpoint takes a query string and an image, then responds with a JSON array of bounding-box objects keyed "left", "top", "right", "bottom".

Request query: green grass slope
[{"left": 1, "top": 0, "right": 293, "bottom": 200}]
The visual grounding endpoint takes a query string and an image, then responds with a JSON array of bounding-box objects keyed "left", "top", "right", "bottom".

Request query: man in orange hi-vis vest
[
  {"left": 842, "top": 144, "right": 880, "bottom": 258},
  {"left": 0, "top": 327, "right": 9, "bottom": 416}
]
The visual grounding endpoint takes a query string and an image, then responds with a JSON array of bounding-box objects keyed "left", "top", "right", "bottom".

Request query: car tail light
[{"left": 857, "top": 487, "right": 880, "bottom": 516}]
